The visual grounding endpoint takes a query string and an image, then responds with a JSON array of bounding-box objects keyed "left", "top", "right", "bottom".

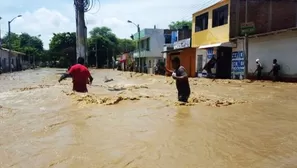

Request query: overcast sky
[{"left": 0, "top": 0, "right": 219, "bottom": 49}]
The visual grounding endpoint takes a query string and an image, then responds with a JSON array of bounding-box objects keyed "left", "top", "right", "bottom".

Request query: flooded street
[{"left": 1, "top": 68, "right": 297, "bottom": 168}]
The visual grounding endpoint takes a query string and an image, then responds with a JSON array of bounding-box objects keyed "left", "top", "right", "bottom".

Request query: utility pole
[
  {"left": 75, "top": 0, "right": 86, "bottom": 62},
  {"left": 112, "top": 49, "right": 115, "bottom": 70},
  {"left": 95, "top": 40, "right": 98, "bottom": 68},
  {"left": 32, "top": 34, "right": 41, "bottom": 69},
  {"left": 8, "top": 21, "right": 11, "bottom": 72},
  {"left": 106, "top": 48, "right": 109, "bottom": 68},
  {"left": 137, "top": 25, "right": 141, "bottom": 73},
  {"left": 0, "top": 17, "right": 2, "bottom": 64},
  {"left": 244, "top": 0, "right": 249, "bottom": 79},
  {"left": 8, "top": 15, "right": 21, "bottom": 73},
  {"left": 127, "top": 20, "right": 141, "bottom": 73}
]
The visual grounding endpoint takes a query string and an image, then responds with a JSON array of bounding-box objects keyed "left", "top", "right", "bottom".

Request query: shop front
[
  {"left": 164, "top": 38, "right": 196, "bottom": 77},
  {"left": 198, "top": 42, "right": 234, "bottom": 79}
]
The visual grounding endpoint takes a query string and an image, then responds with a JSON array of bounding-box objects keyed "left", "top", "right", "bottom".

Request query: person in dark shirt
[
  {"left": 59, "top": 57, "right": 93, "bottom": 92},
  {"left": 254, "top": 59, "right": 263, "bottom": 80},
  {"left": 165, "top": 57, "right": 191, "bottom": 103},
  {"left": 268, "top": 59, "right": 280, "bottom": 82},
  {"left": 203, "top": 56, "right": 217, "bottom": 78}
]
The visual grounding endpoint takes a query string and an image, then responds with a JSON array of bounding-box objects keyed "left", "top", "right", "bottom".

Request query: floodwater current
[{"left": 1, "top": 68, "right": 297, "bottom": 168}]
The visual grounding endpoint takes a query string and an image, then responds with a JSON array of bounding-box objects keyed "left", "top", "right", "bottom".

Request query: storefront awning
[{"left": 199, "top": 42, "right": 235, "bottom": 49}]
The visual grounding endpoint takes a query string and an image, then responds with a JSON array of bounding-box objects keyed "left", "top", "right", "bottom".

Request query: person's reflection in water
[{"left": 175, "top": 106, "right": 191, "bottom": 126}]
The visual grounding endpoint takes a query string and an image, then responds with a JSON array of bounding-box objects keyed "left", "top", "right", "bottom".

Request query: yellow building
[{"left": 192, "top": 0, "right": 234, "bottom": 79}]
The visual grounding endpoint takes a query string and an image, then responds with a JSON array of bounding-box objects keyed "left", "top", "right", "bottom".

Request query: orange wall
[{"left": 166, "top": 48, "right": 196, "bottom": 77}]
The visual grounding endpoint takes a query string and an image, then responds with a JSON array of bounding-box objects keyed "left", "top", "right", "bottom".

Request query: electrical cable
[{"left": 73, "top": 0, "right": 100, "bottom": 13}]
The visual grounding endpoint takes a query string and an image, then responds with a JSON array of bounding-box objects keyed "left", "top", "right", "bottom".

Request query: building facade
[
  {"left": 230, "top": 0, "right": 297, "bottom": 80},
  {"left": 192, "top": 0, "right": 297, "bottom": 80},
  {"left": 0, "top": 48, "right": 27, "bottom": 72},
  {"left": 192, "top": 0, "right": 234, "bottom": 79},
  {"left": 132, "top": 28, "right": 172, "bottom": 73},
  {"left": 163, "top": 28, "right": 196, "bottom": 77}
]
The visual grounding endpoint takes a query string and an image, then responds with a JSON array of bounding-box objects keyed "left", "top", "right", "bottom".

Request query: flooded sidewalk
[{"left": 1, "top": 68, "right": 297, "bottom": 168}]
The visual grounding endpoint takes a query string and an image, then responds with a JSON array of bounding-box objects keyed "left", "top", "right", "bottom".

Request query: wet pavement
[{"left": 1, "top": 68, "right": 297, "bottom": 168}]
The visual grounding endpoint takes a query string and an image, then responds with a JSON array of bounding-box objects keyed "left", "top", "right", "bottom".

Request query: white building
[
  {"left": 0, "top": 48, "right": 28, "bottom": 72},
  {"left": 132, "top": 28, "right": 168, "bottom": 73},
  {"left": 232, "top": 29, "right": 297, "bottom": 80}
]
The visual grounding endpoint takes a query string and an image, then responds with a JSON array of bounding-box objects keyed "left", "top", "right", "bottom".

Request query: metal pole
[
  {"left": 8, "top": 21, "right": 11, "bottom": 73},
  {"left": 0, "top": 17, "right": 2, "bottom": 67},
  {"left": 95, "top": 40, "right": 98, "bottom": 68},
  {"left": 106, "top": 48, "right": 109, "bottom": 68},
  {"left": 244, "top": 0, "right": 248, "bottom": 79},
  {"left": 137, "top": 25, "right": 141, "bottom": 73},
  {"left": 112, "top": 49, "right": 115, "bottom": 70}
]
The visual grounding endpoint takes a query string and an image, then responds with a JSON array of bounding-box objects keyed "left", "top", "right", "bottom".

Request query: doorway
[
  {"left": 197, "top": 55, "right": 203, "bottom": 74},
  {"left": 216, "top": 47, "right": 232, "bottom": 79}
]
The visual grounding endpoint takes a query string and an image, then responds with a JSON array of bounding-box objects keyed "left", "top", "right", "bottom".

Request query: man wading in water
[
  {"left": 166, "top": 57, "right": 191, "bottom": 103},
  {"left": 59, "top": 57, "right": 93, "bottom": 92}
]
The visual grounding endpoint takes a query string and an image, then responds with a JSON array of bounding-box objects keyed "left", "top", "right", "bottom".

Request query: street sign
[{"left": 240, "top": 22, "right": 255, "bottom": 35}]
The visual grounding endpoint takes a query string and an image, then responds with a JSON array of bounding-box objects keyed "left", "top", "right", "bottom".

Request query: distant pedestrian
[
  {"left": 165, "top": 57, "right": 191, "bottom": 103},
  {"left": 254, "top": 59, "right": 263, "bottom": 80},
  {"left": 59, "top": 57, "right": 94, "bottom": 92},
  {"left": 268, "top": 59, "right": 280, "bottom": 82}
]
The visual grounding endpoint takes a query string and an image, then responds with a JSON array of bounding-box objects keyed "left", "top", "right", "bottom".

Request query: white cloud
[
  {"left": 1, "top": 0, "right": 220, "bottom": 49},
  {"left": 11, "top": 8, "right": 74, "bottom": 49}
]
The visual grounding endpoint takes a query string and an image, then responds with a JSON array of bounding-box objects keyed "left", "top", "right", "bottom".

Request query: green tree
[
  {"left": 88, "top": 26, "right": 119, "bottom": 67},
  {"left": 49, "top": 32, "right": 76, "bottom": 67},
  {"left": 1, "top": 32, "right": 44, "bottom": 63},
  {"left": 47, "top": 26, "right": 136, "bottom": 68},
  {"left": 1, "top": 32, "right": 21, "bottom": 51},
  {"left": 168, "top": 20, "right": 192, "bottom": 30},
  {"left": 117, "top": 38, "right": 136, "bottom": 53}
]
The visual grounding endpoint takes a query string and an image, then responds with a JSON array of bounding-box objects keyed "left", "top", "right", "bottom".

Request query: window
[
  {"left": 164, "top": 34, "right": 171, "bottom": 44},
  {"left": 145, "top": 38, "right": 150, "bottom": 51},
  {"left": 212, "top": 4, "right": 228, "bottom": 27},
  {"left": 140, "top": 40, "right": 145, "bottom": 50},
  {"left": 195, "top": 12, "right": 209, "bottom": 32}
]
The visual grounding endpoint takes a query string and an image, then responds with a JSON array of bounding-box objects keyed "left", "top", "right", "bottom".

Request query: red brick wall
[{"left": 230, "top": 0, "right": 297, "bottom": 38}]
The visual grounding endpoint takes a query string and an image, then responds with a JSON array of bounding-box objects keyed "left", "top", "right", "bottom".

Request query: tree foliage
[
  {"left": 1, "top": 32, "right": 44, "bottom": 63},
  {"left": 48, "top": 32, "right": 76, "bottom": 67},
  {"left": 168, "top": 20, "right": 192, "bottom": 30},
  {"left": 45, "top": 26, "right": 136, "bottom": 68}
]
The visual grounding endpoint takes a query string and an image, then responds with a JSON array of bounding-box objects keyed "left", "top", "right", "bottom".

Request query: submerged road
[{"left": 1, "top": 68, "right": 297, "bottom": 168}]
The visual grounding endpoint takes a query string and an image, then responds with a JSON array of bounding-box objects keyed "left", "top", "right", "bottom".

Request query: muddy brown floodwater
[{"left": 1, "top": 68, "right": 297, "bottom": 168}]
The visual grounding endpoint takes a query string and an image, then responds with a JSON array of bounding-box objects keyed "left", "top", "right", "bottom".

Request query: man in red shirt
[{"left": 58, "top": 57, "right": 93, "bottom": 92}]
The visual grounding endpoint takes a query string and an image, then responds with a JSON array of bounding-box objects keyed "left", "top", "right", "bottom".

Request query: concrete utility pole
[
  {"left": 75, "top": 0, "right": 87, "bottom": 62},
  {"left": 0, "top": 17, "right": 2, "bottom": 66},
  {"left": 8, "top": 15, "right": 22, "bottom": 73},
  {"left": 244, "top": 0, "right": 249, "bottom": 78},
  {"left": 31, "top": 34, "right": 41, "bottom": 68},
  {"left": 95, "top": 40, "right": 98, "bottom": 68},
  {"left": 127, "top": 20, "right": 141, "bottom": 72}
]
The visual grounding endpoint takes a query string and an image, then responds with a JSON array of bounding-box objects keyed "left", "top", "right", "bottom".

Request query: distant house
[
  {"left": 162, "top": 27, "right": 196, "bottom": 77},
  {"left": 131, "top": 27, "right": 169, "bottom": 73},
  {"left": 0, "top": 48, "right": 27, "bottom": 72}
]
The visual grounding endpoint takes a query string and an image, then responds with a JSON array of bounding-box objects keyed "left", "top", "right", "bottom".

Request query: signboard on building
[
  {"left": 240, "top": 22, "right": 255, "bottom": 35},
  {"left": 173, "top": 38, "right": 190, "bottom": 50},
  {"left": 231, "top": 51, "right": 245, "bottom": 79},
  {"left": 206, "top": 48, "right": 214, "bottom": 59}
]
